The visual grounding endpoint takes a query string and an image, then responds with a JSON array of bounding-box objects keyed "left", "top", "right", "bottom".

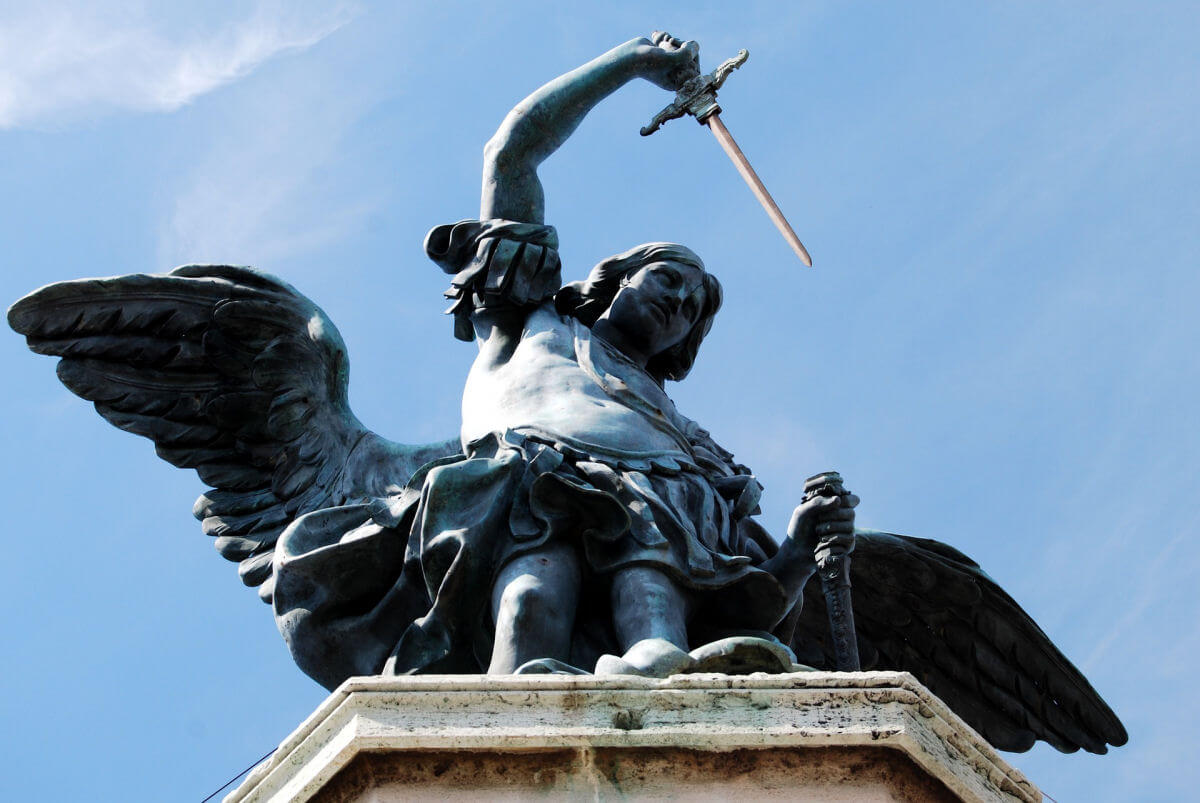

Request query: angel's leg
[
  {"left": 487, "top": 541, "right": 581, "bottom": 674},
  {"left": 597, "top": 566, "right": 697, "bottom": 676}
]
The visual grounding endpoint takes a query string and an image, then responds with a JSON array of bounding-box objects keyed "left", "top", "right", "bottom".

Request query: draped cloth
[
  {"left": 270, "top": 221, "right": 789, "bottom": 689},
  {"left": 425, "top": 218, "right": 563, "bottom": 341}
]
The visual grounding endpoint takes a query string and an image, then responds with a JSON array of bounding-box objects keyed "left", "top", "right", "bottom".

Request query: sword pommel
[{"left": 640, "top": 49, "right": 748, "bottom": 136}]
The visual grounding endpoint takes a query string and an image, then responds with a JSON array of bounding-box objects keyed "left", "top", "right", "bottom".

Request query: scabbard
[{"left": 816, "top": 549, "right": 861, "bottom": 671}]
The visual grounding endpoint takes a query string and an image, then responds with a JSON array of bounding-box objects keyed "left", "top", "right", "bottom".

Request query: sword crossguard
[{"left": 640, "top": 48, "right": 749, "bottom": 136}]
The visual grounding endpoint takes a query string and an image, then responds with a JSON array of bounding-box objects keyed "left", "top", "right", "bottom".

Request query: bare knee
[
  {"left": 488, "top": 545, "right": 582, "bottom": 673},
  {"left": 496, "top": 574, "right": 561, "bottom": 631}
]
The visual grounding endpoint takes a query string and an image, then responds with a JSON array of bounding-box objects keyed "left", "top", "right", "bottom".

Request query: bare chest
[{"left": 461, "top": 317, "right": 690, "bottom": 457}]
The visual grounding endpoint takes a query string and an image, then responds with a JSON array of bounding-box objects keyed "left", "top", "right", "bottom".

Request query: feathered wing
[
  {"left": 8, "top": 265, "right": 460, "bottom": 603},
  {"left": 784, "top": 529, "right": 1127, "bottom": 754}
]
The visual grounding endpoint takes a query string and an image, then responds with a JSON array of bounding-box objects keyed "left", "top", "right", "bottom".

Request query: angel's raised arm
[
  {"left": 427, "top": 36, "right": 700, "bottom": 344},
  {"left": 481, "top": 35, "right": 698, "bottom": 223}
]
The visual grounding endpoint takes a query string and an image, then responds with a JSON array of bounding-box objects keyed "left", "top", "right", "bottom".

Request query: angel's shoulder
[{"left": 524, "top": 302, "right": 576, "bottom": 339}]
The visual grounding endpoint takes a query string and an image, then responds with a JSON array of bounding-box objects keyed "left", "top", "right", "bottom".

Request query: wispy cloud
[
  {"left": 154, "top": 3, "right": 458, "bottom": 277},
  {"left": 1081, "top": 527, "right": 1188, "bottom": 671},
  {"left": 156, "top": 15, "right": 383, "bottom": 270},
  {"left": 0, "top": 2, "right": 358, "bottom": 129}
]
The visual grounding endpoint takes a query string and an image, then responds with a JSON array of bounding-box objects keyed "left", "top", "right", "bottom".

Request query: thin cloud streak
[
  {"left": 157, "top": 62, "right": 382, "bottom": 270},
  {"left": 0, "top": 2, "right": 358, "bottom": 129},
  {"left": 1081, "top": 527, "right": 1187, "bottom": 672}
]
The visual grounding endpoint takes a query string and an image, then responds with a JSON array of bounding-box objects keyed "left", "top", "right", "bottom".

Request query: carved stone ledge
[{"left": 228, "top": 672, "right": 1040, "bottom": 802}]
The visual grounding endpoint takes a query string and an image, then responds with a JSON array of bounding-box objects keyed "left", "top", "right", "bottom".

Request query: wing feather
[
  {"left": 789, "top": 529, "right": 1127, "bottom": 754},
  {"left": 10, "top": 265, "right": 461, "bottom": 603}
]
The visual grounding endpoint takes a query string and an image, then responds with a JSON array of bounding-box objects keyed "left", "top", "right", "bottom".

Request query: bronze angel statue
[{"left": 8, "top": 34, "right": 1125, "bottom": 756}]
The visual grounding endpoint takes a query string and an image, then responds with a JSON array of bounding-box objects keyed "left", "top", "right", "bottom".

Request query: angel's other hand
[{"left": 787, "top": 492, "right": 857, "bottom": 555}]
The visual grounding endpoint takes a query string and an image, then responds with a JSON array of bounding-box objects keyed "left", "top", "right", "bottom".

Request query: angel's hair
[{"left": 554, "top": 242, "right": 722, "bottom": 382}]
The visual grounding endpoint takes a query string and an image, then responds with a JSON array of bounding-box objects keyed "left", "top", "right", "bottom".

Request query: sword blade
[
  {"left": 817, "top": 551, "right": 861, "bottom": 671},
  {"left": 704, "top": 113, "right": 813, "bottom": 267}
]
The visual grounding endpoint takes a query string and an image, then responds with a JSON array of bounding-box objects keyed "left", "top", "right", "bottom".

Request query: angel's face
[{"left": 599, "top": 260, "right": 707, "bottom": 359}]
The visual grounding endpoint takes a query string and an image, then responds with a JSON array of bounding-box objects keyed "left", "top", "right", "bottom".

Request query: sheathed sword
[
  {"left": 802, "top": 471, "right": 861, "bottom": 671},
  {"left": 641, "top": 45, "right": 813, "bottom": 267}
]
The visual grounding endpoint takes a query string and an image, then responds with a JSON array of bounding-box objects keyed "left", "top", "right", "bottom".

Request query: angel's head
[{"left": 555, "top": 243, "right": 722, "bottom": 382}]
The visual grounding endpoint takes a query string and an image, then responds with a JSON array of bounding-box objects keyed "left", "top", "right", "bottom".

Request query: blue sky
[{"left": 1, "top": 2, "right": 1196, "bottom": 800}]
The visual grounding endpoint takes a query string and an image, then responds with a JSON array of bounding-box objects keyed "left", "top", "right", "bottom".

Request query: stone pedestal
[{"left": 228, "top": 672, "right": 1040, "bottom": 802}]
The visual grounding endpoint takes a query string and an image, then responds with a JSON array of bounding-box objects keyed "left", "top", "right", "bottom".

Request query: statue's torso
[{"left": 461, "top": 305, "right": 694, "bottom": 461}]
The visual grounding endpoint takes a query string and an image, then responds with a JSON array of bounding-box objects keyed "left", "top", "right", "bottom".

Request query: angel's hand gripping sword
[
  {"left": 641, "top": 39, "right": 813, "bottom": 267},
  {"left": 803, "top": 471, "right": 861, "bottom": 672}
]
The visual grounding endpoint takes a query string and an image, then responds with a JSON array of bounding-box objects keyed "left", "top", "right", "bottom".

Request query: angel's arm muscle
[
  {"left": 480, "top": 36, "right": 699, "bottom": 223},
  {"left": 480, "top": 41, "right": 649, "bottom": 223}
]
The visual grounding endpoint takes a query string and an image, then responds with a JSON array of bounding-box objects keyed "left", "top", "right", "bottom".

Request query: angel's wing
[
  {"left": 9, "top": 265, "right": 460, "bottom": 603},
  {"left": 784, "top": 529, "right": 1127, "bottom": 755}
]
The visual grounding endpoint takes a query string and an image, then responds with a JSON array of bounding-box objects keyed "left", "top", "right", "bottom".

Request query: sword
[
  {"left": 802, "top": 471, "right": 861, "bottom": 672},
  {"left": 641, "top": 43, "right": 813, "bottom": 267}
]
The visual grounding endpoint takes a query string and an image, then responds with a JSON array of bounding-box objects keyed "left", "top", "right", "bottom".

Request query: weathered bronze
[
  {"left": 8, "top": 34, "right": 1126, "bottom": 757},
  {"left": 638, "top": 40, "right": 746, "bottom": 134},
  {"left": 803, "top": 472, "right": 860, "bottom": 671}
]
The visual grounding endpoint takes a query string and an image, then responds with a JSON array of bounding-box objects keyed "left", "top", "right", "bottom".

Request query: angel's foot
[
  {"left": 513, "top": 657, "right": 590, "bottom": 675},
  {"left": 594, "top": 638, "right": 698, "bottom": 677},
  {"left": 687, "top": 636, "right": 798, "bottom": 674}
]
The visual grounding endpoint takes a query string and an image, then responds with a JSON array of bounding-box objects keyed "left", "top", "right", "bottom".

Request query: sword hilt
[
  {"left": 803, "top": 470, "right": 861, "bottom": 671},
  {"left": 802, "top": 471, "right": 845, "bottom": 503},
  {"left": 640, "top": 48, "right": 749, "bottom": 136},
  {"left": 802, "top": 471, "right": 854, "bottom": 567},
  {"left": 801, "top": 472, "right": 849, "bottom": 566}
]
